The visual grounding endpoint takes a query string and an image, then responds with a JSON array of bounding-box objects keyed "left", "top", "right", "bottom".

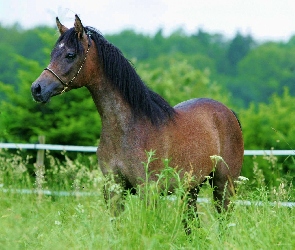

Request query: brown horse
[{"left": 31, "top": 15, "right": 243, "bottom": 232}]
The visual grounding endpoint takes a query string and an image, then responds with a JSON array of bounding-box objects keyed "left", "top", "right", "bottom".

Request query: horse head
[{"left": 31, "top": 15, "right": 92, "bottom": 103}]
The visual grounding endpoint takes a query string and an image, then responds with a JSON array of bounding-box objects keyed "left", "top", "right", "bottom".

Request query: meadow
[{"left": 0, "top": 149, "right": 295, "bottom": 250}]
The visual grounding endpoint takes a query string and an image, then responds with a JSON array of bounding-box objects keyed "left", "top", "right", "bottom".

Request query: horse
[{"left": 31, "top": 15, "right": 244, "bottom": 233}]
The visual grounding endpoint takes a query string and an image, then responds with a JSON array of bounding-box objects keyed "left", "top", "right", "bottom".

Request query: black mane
[{"left": 58, "top": 26, "right": 176, "bottom": 125}]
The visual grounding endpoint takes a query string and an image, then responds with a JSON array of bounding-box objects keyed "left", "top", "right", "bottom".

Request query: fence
[
  {"left": 0, "top": 141, "right": 295, "bottom": 167},
  {"left": 0, "top": 188, "right": 294, "bottom": 207},
  {"left": 0, "top": 142, "right": 294, "bottom": 207},
  {"left": 0, "top": 142, "right": 295, "bottom": 156}
]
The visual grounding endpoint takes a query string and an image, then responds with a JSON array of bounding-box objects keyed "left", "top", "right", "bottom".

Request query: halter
[{"left": 44, "top": 33, "right": 91, "bottom": 94}]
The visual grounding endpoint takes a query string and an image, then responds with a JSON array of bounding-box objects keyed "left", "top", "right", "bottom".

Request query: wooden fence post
[{"left": 36, "top": 135, "right": 45, "bottom": 167}]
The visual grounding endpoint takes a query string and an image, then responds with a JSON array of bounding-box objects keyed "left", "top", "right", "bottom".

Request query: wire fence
[
  {"left": 1, "top": 188, "right": 294, "bottom": 207},
  {"left": 1, "top": 142, "right": 295, "bottom": 156},
  {"left": 0, "top": 143, "right": 97, "bottom": 152}
]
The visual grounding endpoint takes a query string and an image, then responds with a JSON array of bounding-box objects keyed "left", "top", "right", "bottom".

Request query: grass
[{"left": 0, "top": 149, "right": 295, "bottom": 249}]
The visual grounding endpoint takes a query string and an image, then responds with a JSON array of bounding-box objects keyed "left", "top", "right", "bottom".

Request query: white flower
[
  {"left": 238, "top": 176, "right": 249, "bottom": 181},
  {"left": 227, "top": 223, "right": 236, "bottom": 228},
  {"left": 75, "top": 203, "right": 85, "bottom": 214},
  {"left": 55, "top": 220, "right": 62, "bottom": 225}
]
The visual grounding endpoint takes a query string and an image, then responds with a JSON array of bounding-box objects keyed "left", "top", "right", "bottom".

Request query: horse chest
[{"left": 97, "top": 134, "right": 148, "bottom": 181}]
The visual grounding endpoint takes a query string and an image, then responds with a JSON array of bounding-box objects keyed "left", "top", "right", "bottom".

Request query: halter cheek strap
[{"left": 44, "top": 35, "right": 91, "bottom": 94}]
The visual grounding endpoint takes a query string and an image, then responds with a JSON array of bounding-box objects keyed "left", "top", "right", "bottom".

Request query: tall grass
[{"left": 0, "top": 149, "right": 294, "bottom": 249}]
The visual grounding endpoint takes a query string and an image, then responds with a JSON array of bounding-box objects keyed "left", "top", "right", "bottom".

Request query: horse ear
[
  {"left": 74, "top": 14, "right": 85, "bottom": 39},
  {"left": 56, "top": 17, "right": 68, "bottom": 35}
]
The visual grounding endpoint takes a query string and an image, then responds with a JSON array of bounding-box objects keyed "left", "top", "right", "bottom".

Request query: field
[{"left": 0, "top": 150, "right": 295, "bottom": 249}]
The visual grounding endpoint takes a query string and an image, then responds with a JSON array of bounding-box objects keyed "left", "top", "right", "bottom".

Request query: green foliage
[
  {"left": 226, "top": 32, "right": 255, "bottom": 75},
  {"left": 107, "top": 28, "right": 224, "bottom": 60},
  {"left": 106, "top": 29, "right": 154, "bottom": 61},
  {"left": 138, "top": 59, "right": 230, "bottom": 107},
  {"left": 240, "top": 88, "right": 295, "bottom": 184},
  {"left": 241, "top": 88, "right": 295, "bottom": 149},
  {"left": 0, "top": 24, "right": 57, "bottom": 87},
  {"left": 0, "top": 44, "right": 20, "bottom": 86},
  {"left": 236, "top": 42, "right": 295, "bottom": 104}
]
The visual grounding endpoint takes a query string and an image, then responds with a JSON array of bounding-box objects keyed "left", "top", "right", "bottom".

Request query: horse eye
[{"left": 66, "top": 53, "right": 76, "bottom": 60}]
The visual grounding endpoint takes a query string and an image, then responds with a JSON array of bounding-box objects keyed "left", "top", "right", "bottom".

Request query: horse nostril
[{"left": 33, "top": 84, "right": 42, "bottom": 95}]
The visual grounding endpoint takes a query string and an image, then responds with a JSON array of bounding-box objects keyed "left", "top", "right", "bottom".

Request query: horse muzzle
[{"left": 31, "top": 78, "right": 63, "bottom": 103}]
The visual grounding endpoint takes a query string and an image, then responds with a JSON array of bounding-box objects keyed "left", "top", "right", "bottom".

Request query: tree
[
  {"left": 106, "top": 30, "right": 153, "bottom": 61},
  {"left": 236, "top": 42, "right": 295, "bottom": 104},
  {"left": 0, "top": 44, "right": 20, "bottom": 87},
  {"left": 226, "top": 32, "right": 255, "bottom": 75}
]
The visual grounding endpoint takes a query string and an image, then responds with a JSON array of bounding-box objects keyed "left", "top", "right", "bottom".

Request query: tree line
[{"left": 0, "top": 23, "right": 295, "bottom": 185}]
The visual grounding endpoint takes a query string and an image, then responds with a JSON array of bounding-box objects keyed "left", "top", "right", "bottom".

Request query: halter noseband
[{"left": 44, "top": 34, "right": 91, "bottom": 94}]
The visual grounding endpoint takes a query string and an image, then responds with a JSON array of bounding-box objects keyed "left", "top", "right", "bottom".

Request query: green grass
[
  {"left": 0, "top": 150, "right": 295, "bottom": 249},
  {"left": 1, "top": 187, "right": 295, "bottom": 249}
]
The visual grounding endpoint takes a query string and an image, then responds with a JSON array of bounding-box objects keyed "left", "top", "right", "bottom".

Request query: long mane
[{"left": 57, "top": 26, "right": 176, "bottom": 125}]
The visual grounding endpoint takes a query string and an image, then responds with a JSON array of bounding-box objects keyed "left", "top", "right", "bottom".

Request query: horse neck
[
  {"left": 84, "top": 39, "right": 153, "bottom": 138},
  {"left": 86, "top": 80, "right": 134, "bottom": 133},
  {"left": 82, "top": 42, "right": 132, "bottom": 133}
]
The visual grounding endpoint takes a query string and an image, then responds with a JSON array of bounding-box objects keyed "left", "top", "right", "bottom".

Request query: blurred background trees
[{"left": 1, "top": 23, "right": 295, "bottom": 185}]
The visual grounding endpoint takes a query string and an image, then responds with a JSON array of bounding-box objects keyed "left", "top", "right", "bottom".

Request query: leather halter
[{"left": 44, "top": 34, "right": 91, "bottom": 94}]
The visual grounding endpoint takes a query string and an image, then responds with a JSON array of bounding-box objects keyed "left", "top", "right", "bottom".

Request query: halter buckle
[{"left": 60, "top": 86, "right": 68, "bottom": 94}]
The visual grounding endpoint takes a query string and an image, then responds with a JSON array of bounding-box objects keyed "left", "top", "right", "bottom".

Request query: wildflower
[
  {"left": 55, "top": 220, "right": 62, "bottom": 225},
  {"left": 227, "top": 223, "right": 236, "bottom": 228},
  {"left": 235, "top": 176, "right": 249, "bottom": 185},
  {"left": 238, "top": 176, "right": 249, "bottom": 182},
  {"left": 75, "top": 203, "right": 85, "bottom": 214}
]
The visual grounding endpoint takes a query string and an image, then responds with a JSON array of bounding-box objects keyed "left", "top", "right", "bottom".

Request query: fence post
[{"left": 36, "top": 135, "right": 45, "bottom": 166}]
